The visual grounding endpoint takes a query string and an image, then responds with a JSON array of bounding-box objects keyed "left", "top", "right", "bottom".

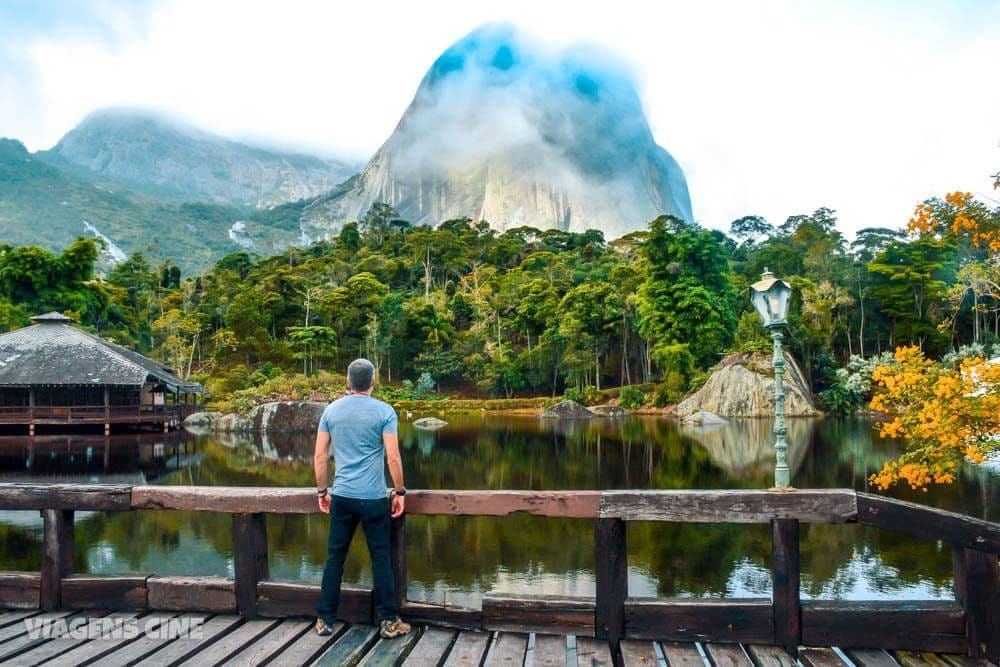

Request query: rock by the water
[
  {"left": 183, "top": 411, "right": 221, "bottom": 427},
  {"left": 540, "top": 400, "right": 595, "bottom": 419},
  {"left": 250, "top": 401, "right": 328, "bottom": 433},
  {"left": 677, "top": 352, "right": 819, "bottom": 418},
  {"left": 213, "top": 413, "right": 252, "bottom": 434},
  {"left": 681, "top": 410, "right": 729, "bottom": 426},
  {"left": 588, "top": 404, "right": 629, "bottom": 418},
  {"left": 413, "top": 417, "right": 448, "bottom": 430}
]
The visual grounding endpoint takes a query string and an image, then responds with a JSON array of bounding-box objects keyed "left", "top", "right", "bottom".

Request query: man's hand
[
  {"left": 318, "top": 494, "right": 331, "bottom": 513},
  {"left": 390, "top": 493, "right": 405, "bottom": 518}
]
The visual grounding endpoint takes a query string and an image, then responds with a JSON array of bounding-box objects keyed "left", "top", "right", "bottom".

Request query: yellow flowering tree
[{"left": 869, "top": 345, "right": 1000, "bottom": 490}]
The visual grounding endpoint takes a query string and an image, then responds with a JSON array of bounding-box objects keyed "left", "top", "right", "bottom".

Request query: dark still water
[{"left": 0, "top": 416, "right": 996, "bottom": 607}]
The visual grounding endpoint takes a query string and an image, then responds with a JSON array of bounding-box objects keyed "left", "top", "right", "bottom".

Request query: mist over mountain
[
  {"left": 302, "top": 24, "right": 692, "bottom": 239},
  {"left": 47, "top": 108, "right": 357, "bottom": 208}
]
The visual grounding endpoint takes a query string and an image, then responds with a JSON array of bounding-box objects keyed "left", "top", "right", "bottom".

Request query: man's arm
[
  {"left": 384, "top": 432, "right": 405, "bottom": 518},
  {"left": 314, "top": 431, "right": 331, "bottom": 513}
]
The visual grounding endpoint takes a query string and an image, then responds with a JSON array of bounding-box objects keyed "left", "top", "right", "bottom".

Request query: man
[{"left": 314, "top": 358, "right": 411, "bottom": 638}]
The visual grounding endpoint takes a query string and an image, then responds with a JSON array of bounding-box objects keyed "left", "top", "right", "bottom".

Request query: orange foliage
[
  {"left": 909, "top": 191, "right": 1000, "bottom": 252},
  {"left": 869, "top": 346, "right": 999, "bottom": 490}
]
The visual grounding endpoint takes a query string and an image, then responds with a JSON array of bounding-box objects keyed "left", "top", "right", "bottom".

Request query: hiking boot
[
  {"left": 379, "top": 617, "right": 411, "bottom": 638},
  {"left": 315, "top": 618, "right": 335, "bottom": 636}
]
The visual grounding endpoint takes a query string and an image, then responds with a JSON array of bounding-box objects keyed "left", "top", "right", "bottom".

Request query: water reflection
[{"left": 0, "top": 416, "right": 995, "bottom": 606}]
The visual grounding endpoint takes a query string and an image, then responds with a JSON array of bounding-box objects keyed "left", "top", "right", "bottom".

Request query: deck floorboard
[{"left": 0, "top": 613, "right": 986, "bottom": 667}]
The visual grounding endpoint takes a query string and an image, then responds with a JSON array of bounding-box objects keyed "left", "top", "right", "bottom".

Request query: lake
[{"left": 0, "top": 415, "right": 996, "bottom": 608}]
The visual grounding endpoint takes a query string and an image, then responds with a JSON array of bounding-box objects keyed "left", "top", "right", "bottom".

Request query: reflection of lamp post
[{"left": 750, "top": 268, "right": 793, "bottom": 488}]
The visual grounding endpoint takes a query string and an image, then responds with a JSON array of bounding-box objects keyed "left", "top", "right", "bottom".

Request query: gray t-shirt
[{"left": 318, "top": 394, "right": 398, "bottom": 500}]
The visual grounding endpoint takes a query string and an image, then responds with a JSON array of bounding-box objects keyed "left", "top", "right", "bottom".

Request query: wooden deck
[{"left": 0, "top": 610, "right": 991, "bottom": 667}]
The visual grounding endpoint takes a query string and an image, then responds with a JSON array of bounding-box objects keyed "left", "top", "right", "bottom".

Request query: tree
[
  {"left": 869, "top": 346, "right": 999, "bottom": 490},
  {"left": 637, "top": 216, "right": 737, "bottom": 370},
  {"left": 729, "top": 215, "right": 773, "bottom": 244}
]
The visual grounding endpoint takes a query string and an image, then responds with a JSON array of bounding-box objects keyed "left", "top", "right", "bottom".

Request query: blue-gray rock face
[{"left": 304, "top": 24, "right": 693, "bottom": 239}]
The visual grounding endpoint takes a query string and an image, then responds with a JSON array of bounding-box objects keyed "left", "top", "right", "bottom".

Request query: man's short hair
[{"left": 347, "top": 358, "right": 376, "bottom": 392}]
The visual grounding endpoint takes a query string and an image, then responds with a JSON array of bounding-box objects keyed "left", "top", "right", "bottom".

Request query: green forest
[{"left": 2, "top": 189, "right": 998, "bottom": 413}]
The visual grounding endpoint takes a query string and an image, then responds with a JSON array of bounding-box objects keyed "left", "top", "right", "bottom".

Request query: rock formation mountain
[
  {"left": 301, "top": 25, "right": 692, "bottom": 239},
  {"left": 47, "top": 108, "right": 356, "bottom": 208}
]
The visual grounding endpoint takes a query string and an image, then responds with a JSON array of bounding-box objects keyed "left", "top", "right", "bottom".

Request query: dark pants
[{"left": 317, "top": 494, "right": 398, "bottom": 624}]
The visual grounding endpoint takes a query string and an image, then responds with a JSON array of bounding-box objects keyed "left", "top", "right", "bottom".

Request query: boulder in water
[
  {"left": 250, "top": 401, "right": 327, "bottom": 433},
  {"left": 588, "top": 404, "right": 629, "bottom": 418},
  {"left": 413, "top": 417, "right": 448, "bottom": 430},
  {"left": 184, "top": 411, "right": 221, "bottom": 427},
  {"left": 681, "top": 410, "right": 729, "bottom": 426},
  {"left": 677, "top": 352, "right": 819, "bottom": 418},
  {"left": 540, "top": 400, "right": 595, "bottom": 419}
]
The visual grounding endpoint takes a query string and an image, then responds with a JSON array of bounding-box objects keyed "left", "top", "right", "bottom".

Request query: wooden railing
[
  {"left": 0, "top": 404, "right": 197, "bottom": 424},
  {"left": 0, "top": 484, "right": 996, "bottom": 660}
]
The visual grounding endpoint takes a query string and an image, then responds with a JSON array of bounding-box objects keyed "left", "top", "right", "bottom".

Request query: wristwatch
[
  {"left": 317, "top": 488, "right": 328, "bottom": 497},
  {"left": 394, "top": 487, "right": 407, "bottom": 497}
]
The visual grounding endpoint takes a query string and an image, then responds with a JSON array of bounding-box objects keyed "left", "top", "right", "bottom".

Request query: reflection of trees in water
[{"left": 0, "top": 417, "right": 989, "bottom": 599}]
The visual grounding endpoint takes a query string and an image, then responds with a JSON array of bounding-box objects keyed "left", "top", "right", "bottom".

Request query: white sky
[{"left": 2, "top": 0, "right": 998, "bottom": 237}]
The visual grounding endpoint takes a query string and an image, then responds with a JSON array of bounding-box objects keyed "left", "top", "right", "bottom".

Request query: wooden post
[
  {"left": 953, "top": 546, "right": 999, "bottom": 660},
  {"left": 232, "top": 513, "right": 268, "bottom": 618},
  {"left": 28, "top": 388, "right": 34, "bottom": 436},
  {"left": 40, "top": 509, "right": 74, "bottom": 610},
  {"left": 595, "top": 518, "right": 627, "bottom": 665},
  {"left": 391, "top": 516, "right": 407, "bottom": 611},
  {"left": 771, "top": 518, "right": 801, "bottom": 656},
  {"left": 103, "top": 387, "right": 110, "bottom": 435}
]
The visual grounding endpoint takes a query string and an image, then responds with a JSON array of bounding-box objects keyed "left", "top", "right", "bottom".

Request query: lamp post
[{"left": 750, "top": 268, "right": 793, "bottom": 488}]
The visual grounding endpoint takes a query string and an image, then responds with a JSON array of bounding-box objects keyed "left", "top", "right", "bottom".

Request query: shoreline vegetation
[{"left": 2, "top": 187, "right": 998, "bottom": 488}]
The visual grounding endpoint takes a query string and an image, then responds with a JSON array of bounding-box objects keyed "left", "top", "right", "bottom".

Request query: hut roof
[{"left": 0, "top": 314, "right": 203, "bottom": 393}]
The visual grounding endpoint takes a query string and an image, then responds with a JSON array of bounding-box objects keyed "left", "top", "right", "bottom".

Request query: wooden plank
[
  {"left": 937, "top": 654, "right": 992, "bottom": 667},
  {"left": 746, "top": 644, "right": 796, "bottom": 667},
  {"left": 0, "top": 571, "right": 40, "bottom": 609},
  {"left": 483, "top": 593, "right": 595, "bottom": 635},
  {"left": 101, "top": 613, "right": 210, "bottom": 667},
  {"left": 534, "top": 634, "right": 568, "bottom": 666},
  {"left": 133, "top": 614, "right": 246, "bottom": 666},
  {"left": 41, "top": 613, "right": 176, "bottom": 667},
  {"left": 408, "top": 491, "right": 602, "bottom": 518},
  {"left": 443, "top": 630, "right": 492, "bottom": 666},
  {"left": 893, "top": 651, "right": 952, "bottom": 667},
  {"left": 257, "top": 580, "right": 372, "bottom": 623},
  {"left": 391, "top": 515, "right": 407, "bottom": 610},
  {"left": 313, "top": 624, "right": 380, "bottom": 666},
  {"left": 845, "top": 649, "right": 899, "bottom": 667},
  {"left": 232, "top": 512, "right": 269, "bottom": 618},
  {"left": 857, "top": 494, "right": 1000, "bottom": 554},
  {"left": 625, "top": 598, "right": 773, "bottom": 643},
  {"left": 0, "top": 609, "right": 73, "bottom": 644},
  {"left": 265, "top": 620, "right": 345, "bottom": 666},
  {"left": 619, "top": 639, "right": 658, "bottom": 666},
  {"left": 40, "top": 508, "right": 74, "bottom": 610},
  {"left": 12, "top": 610, "right": 138, "bottom": 665},
  {"left": 0, "top": 609, "right": 42, "bottom": 628},
  {"left": 147, "top": 575, "right": 236, "bottom": 613},
  {"left": 175, "top": 618, "right": 279, "bottom": 666},
  {"left": 601, "top": 489, "right": 857, "bottom": 524},
  {"left": 952, "top": 547, "right": 999, "bottom": 660},
  {"left": 799, "top": 647, "right": 848, "bottom": 667},
  {"left": 660, "top": 641, "right": 704, "bottom": 666},
  {"left": 0, "top": 483, "right": 132, "bottom": 511},
  {"left": 595, "top": 517, "right": 627, "bottom": 663},
  {"left": 400, "top": 600, "right": 482, "bottom": 630},
  {"left": 576, "top": 637, "right": 614, "bottom": 666},
  {"left": 358, "top": 630, "right": 421, "bottom": 666},
  {"left": 770, "top": 518, "right": 800, "bottom": 656},
  {"left": 405, "top": 627, "right": 458, "bottom": 666},
  {"left": 132, "top": 485, "right": 318, "bottom": 513},
  {"left": 0, "top": 610, "right": 93, "bottom": 663},
  {"left": 704, "top": 643, "right": 752, "bottom": 667},
  {"left": 219, "top": 617, "right": 311, "bottom": 666},
  {"left": 61, "top": 574, "right": 149, "bottom": 609},
  {"left": 484, "top": 632, "right": 528, "bottom": 665},
  {"left": 801, "top": 600, "right": 966, "bottom": 652}
]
